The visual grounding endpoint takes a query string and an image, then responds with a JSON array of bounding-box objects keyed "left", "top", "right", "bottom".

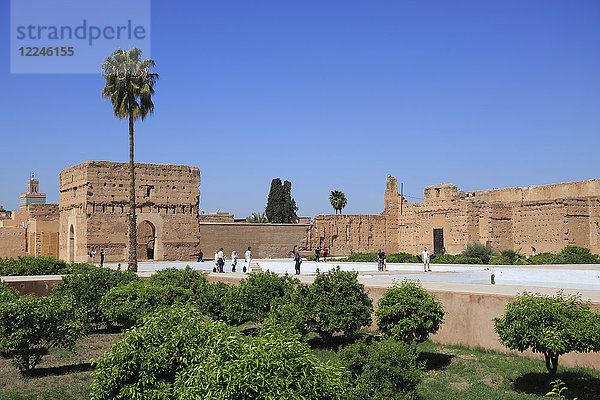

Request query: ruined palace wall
[
  {"left": 307, "top": 177, "right": 600, "bottom": 257},
  {"left": 59, "top": 163, "right": 90, "bottom": 262},
  {"left": 0, "top": 227, "right": 27, "bottom": 259},
  {"left": 302, "top": 215, "right": 389, "bottom": 256},
  {"left": 27, "top": 204, "right": 60, "bottom": 258},
  {"left": 59, "top": 161, "right": 201, "bottom": 262},
  {"left": 199, "top": 223, "right": 310, "bottom": 259},
  {"left": 397, "top": 200, "right": 471, "bottom": 255},
  {"left": 468, "top": 179, "right": 600, "bottom": 204}
]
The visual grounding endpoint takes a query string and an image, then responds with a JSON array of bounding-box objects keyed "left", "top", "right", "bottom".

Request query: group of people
[
  {"left": 196, "top": 247, "right": 253, "bottom": 273},
  {"left": 89, "top": 247, "right": 105, "bottom": 267},
  {"left": 376, "top": 247, "right": 433, "bottom": 272},
  {"left": 314, "top": 247, "right": 329, "bottom": 262}
]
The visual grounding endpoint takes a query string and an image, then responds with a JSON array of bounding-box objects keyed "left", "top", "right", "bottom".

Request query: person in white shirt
[
  {"left": 244, "top": 246, "right": 252, "bottom": 273},
  {"left": 231, "top": 251, "right": 238, "bottom": 272},
  {"left": 422, "top": 247, "right": 431, "bottom": 272},
  {"left": 217, "top": 248, "right": 225, "bottom": 273}
]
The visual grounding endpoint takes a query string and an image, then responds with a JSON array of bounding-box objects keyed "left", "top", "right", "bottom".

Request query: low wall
[
  {"left": 2, "top": 276, "right": 61, "bottom": 296},
  {"left": 199, "top": 223, "right": 310, "bottom": 259},
  {"left": 365, "top": 286, "right": 600, "bottom": 370}
]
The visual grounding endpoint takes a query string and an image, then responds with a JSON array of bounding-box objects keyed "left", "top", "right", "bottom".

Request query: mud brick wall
[
  {"left": 59, "top": 161, "right": 201, "bottom": 262},
  {"left": 303, "top": 177, "right": 600, "bottom": 256},
  {"left": 0, "top": 227, "right": 27, "bottom": 258},
  {"left": 199, "top": 223, "right": 310, "bottom": 259}
]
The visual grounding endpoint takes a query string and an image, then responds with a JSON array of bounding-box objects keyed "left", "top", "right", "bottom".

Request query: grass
[
  {"left": 415, "top": 341, "right": 600, "bottom": 399},
  {"left": 1, "top": 330, "right": 599, "bottom": 399},
  {"left": 0, "top": 332, "right": 121, "bottom": 400}
]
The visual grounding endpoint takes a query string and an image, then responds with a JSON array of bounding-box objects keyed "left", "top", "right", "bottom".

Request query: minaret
[{"left": 20, "top": 172, "right": 46, "bottom": 210}]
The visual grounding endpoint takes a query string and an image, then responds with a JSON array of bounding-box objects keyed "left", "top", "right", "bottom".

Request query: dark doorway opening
[
  {"left": 137, "top": 221, "right": 156, "bottom": 260},
  {"left": 433, "top": 228, "right": 444, "bottom": 255}
]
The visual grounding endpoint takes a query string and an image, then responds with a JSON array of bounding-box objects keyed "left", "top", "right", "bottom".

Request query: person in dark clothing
[
  {"left": 377, "top": 250, "right": 386, "bottom": 271},
  {"left": 294, "top": 251, "right": 302, "bottom": 275},
  {"left": 197, "top": 250, "right": 204, "bottom": 262},
  {"left": 100, "top": 249, "right": 105, "bottom": 267},
  {"left": 315, "top": 248, "right": 321, "bottom": 262}
]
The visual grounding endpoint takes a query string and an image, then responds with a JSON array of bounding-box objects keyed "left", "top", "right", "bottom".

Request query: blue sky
[{"left": 1, "top": 0, "right": 599, "bottom": 217}]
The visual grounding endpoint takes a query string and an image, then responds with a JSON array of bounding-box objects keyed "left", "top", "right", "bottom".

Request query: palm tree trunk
[{"left": 128, "top": 111, "right": 138, "bottom": 272}]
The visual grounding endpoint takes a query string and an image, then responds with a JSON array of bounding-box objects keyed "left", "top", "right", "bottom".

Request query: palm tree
[
  {"left": 246, "top": 211, "right": 269, "bottom": 223},
  {"left": 329, "top": 190, "right": 348, "bottom": 214},
  {"left": 101, "top": 48, "right": 158, "bottom": 272}
]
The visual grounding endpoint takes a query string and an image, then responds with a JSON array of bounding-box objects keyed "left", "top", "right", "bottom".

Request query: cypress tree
[
  {"left": 265, "top": 178, "right": 299, "bottom": 223},
  {"left": 265, "top": 178, "right": 285, "bottom": 223},
  {"left": 283, "top": 180, "right": 298, "bottom": 223}
]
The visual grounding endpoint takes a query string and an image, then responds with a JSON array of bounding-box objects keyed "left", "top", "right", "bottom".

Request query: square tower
[{"left": 59, "top": 161, "right": 201, "bottom": 263}]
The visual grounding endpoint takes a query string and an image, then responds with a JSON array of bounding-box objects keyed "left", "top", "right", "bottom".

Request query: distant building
[{"left": 20, "top": 173, "right": 46, "bottom": 211}]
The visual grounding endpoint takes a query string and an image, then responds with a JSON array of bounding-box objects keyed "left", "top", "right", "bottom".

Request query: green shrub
[
  {"left": 376, "top": 280, "right": 444, "bottom": 344},
  {"left": 338, "top": 338, "right": 423, "bottom": 400},
  {"left": 91, "top": 307, "right": 348, "bottom": 400},
  {"left": 528, "top": 253, "right": 560, "bottom": 265},
  {"left": 0, "top": 295, "right": 84, "bottom": 371},
  {"left": 494, "top": 291, "right": 600, "bottom": 374},
  {"left": 490, "top": 249, "right": 529, "bottom": 265},
  {"left": 308, "top": 267, "right": 373, "bottom": 338},
  {"left": 387, "top": 253, "right": 420, "bottom": 263},
  {"left": 148, "top": 266, "right": 208, "bottom": 293},
  {"left": 0, "top": 256, "right": 100, "bottom": 276},
  {"left": 195, "top": 281, "right": 231, "bottom": 321},
  {"left": 430, "top": 254, "right": 482, "bottom": 264},
  {"left": 0, "top": 281, "right": 19, "bottom": 303},
  {"left": 53, "top": 266, "right": 138, "bottom": 329},
  {"left": 462, "top": 242, "right": 496, "bottom": 264},
  {"left": 558, "top": 246, "right": 600, "bottom": 264},
  {"left": 100, "top": 281, "right": 193, "bottom": 328},
  {"left": 175, "top": 325, "right": 349, "bottom": 399},
  {"left": 306, "top": 255, "right": 317, "bottom": 261},
  {"left": 264, "top": 284, "right": 314, "bottom": 337},
  {"left": 91, "top": 306, "right": 236, "bottom": 399},
  {"left": 345, "top": 252, "right": 378, "bottom": 262},
  {"left": 148, "top": 266, "right": 230, "bottom": 321},
  {"left": 224, "top": 271, "right": 299, "bottom": 325}
]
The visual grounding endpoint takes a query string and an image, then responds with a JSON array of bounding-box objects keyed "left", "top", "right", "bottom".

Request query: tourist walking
[
  {"left": 90, "top": 248, "right": 97, "bottom": 264},
  {"left": 217, "top": 248, "right": 225, "bottom": 273},
  {"left": 315, "top": 247, "right": 321, "bottom": 262},
  {"left": 294, "top": 250, "right": 302, "bottom": 275},
  {"left": 323, "top": 247, "right": 328, "bottom": 262},
  {"left": 422, "top": 246, "right": 431, "bottom": 272},
  {"left": 231, "top": 250, "right": 238, "bottom": 272},
  {"left": 214, "top": 250, "right": 219, "bottom": 272},
  {"left": 244, "top": 247, "right": 252, "bottom": 273},
  {"left": 100, "top": 248, "right": 105, "bottom": 267},
  {"left": 197, "top": 249, "right": 204, "bottom": 262},
  {"left": 531, "top": 246, "right": 536, "bottom": 257}
]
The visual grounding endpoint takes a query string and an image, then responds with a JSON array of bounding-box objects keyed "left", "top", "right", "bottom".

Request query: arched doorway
[
  {"left": 69, "top": 225, "right": 75, "bottom": 262},
  {"left": 137, "top": 221, "right": 156, "bottom": 260}
]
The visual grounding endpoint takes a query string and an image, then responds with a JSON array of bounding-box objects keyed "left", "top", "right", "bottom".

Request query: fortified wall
[
  {"left": 303, "top": 177, "right": 600, "bottom": 256},
  {"left": 59, "top": 161, "right": 201, "bottom": 262}
]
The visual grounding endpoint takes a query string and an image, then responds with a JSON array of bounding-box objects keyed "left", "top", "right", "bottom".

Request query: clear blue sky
[{"left": 1, "top": 0, "right": 599, "bottom": 217}]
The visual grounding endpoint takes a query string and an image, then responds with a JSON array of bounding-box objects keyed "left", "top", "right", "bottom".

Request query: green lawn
[
  {"left": 0, "top": 332, "right": 121, "bottom": 400},
  {"left": 1, "top": 332, "right": 599, "bottom": 400}
]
